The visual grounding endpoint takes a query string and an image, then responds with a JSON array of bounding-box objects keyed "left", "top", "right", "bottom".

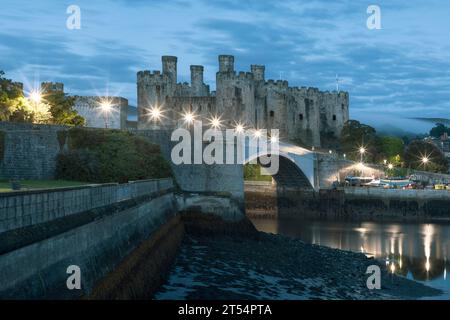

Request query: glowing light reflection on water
[{"left": 250, "top": 217, "right": 450, "bottom": 298}]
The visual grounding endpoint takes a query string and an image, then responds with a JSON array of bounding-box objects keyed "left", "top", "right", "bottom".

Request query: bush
[
  {"left": 56, "top": 150, "right": 99, "bottom": 182},
  {"left": 56, "top": 128, "right": 173, "bottom": 183}
]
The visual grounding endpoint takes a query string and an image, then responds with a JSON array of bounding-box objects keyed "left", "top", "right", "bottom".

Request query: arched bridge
[{"left": 244, "top": 139, "right": 317, "bottom": 190}]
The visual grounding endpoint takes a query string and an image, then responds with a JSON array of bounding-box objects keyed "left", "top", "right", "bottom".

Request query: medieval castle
[
  {"left": 12, "top": 54, "right": 349, "bottom": 148},
  {"left": 137, "top": 55, "right": 349, "bottom": 147}
]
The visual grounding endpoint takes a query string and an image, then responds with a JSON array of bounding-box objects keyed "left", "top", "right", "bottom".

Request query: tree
[
  {"left": 430, "top": 123, "right": 450, "bottom": 138},
  {"left": 404, "top": 140, "right": 448, "bottom": 173},
  {"left": 378, "top": 136, "right": 404, "bottom": 164},
  {"left": 0, "top": 71, "right": 85, "bottom": 126},
  {"left": 44, "top": 89, "right": 85, "bottom": 126},
  {"left": 0, "top": 70, "right": 32, "bottom": 122},
  {"left": 340, "top": 120, "right": 381, "bottom": 162}
]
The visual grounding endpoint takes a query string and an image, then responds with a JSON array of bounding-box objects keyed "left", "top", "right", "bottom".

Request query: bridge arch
[
  {"left": 244, "top": 153, "right": 314, "bottom": 190},
  {"left": 243, "top": 139, "right": 317, "bottom": 190}
]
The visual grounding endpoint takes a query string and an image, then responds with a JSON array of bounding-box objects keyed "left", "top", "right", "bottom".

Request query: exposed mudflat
[{"left": 155, "top": 232, "right": 442, "bottom": 300}]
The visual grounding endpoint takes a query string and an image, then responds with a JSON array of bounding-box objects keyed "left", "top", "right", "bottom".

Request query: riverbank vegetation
[{"left": 340, "top": 120, "right": 448, "bottom": 173}]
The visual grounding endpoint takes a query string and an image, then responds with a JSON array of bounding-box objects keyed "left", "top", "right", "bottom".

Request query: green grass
[
  {"left": 243, "top": 164, "right": 273, "bottom": 182},
  {"left": 0, "top": 180, "right": 91, "bottom": 193}
]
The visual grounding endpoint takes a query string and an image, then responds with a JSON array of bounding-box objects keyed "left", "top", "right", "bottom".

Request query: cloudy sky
[{"left": 1, "top": 0, "right": 449, "bottom": 132}]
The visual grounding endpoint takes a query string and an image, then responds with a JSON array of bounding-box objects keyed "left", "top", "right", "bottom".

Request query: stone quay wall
[
  {"left": 0, "top": 178, "right": 173, "bottom": 233},
  {"left": 245, "top": 184, "right": 450, "bottom": 220},
  {"left": 0, "top": 178, "right": 178, "bottom": 299}
]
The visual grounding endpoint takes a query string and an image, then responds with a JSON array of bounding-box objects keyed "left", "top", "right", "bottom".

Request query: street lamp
[
  {"left": 235, "top": 123, "right": 245, "bottom": 134},
  {"left": 270, "top": 135, "right": 278, "bottom": 143},
  {"left": 388, "top": 163, "right": 394, "bottom": 170},
  {"left": 148, "top": 105, "right": 164, "bottom": 129},
  {"left": 209, "top": 115, "right": 222, "bottom": 130},
  {"left": 182, "top": 111, "right": 195, "bottom": 128},
  {"left": 421, "top": 156, "right": 429, "bottom": 169},
  {"left": 149, "top": 106, "right": 162, "bottom": 121},
  {"left": 359, "top": 146, "right": 366, "bottom": 162},
  {"left": 29, "top": 90, "right": 42, "bottom": 104},
  {"left": 100, "top": 100, "right": 112, "bottom": 128},
  {"left": 253, "top": 129, "right": 262, "bottom": 138}
]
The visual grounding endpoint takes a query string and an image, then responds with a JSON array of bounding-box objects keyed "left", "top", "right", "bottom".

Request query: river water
[{"left": 249, "top": 217, "right": 450, "bottom": 299}]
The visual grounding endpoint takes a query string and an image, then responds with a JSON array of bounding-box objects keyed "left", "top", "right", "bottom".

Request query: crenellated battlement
[
  {"left": 137, "top": 54, "right": 349, "bottom": 147},
  {"left": 137, "top": 70, "right": 166, "bottom": 83},
  {"left": 264, "top": 79, "right": 288, "bottom": 87}
]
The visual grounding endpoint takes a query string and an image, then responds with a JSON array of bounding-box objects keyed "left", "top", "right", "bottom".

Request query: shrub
[
  {"left": 56, "top": 150, "right": 99, "bottom": 182},
  {"left": 56, "top": 128, "right": 173, "bottom": 183}
]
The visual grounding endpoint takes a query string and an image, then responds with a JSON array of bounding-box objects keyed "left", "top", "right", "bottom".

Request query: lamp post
[
  {"left": 148, "top": 105, "right": 163, "bottom": 129},
  {"left": 235, "top": 123, "right": 244, "bottom": 134},
  {"left": 182, "top": 111, "right": 196, "bottom": 130},
  {"left": 28, "top": 90, "right": 42, "bottom": 115},
  {"left": 100, "top": 100, "right": 112, "bottom": 128},
  {"left": 209, "top": 115, "right": 222, "bottom": 130},
  {"left": 359, "top": 147, "right": 366, "bottom": 163},
  {"left": 422, "top": 156, "right": 429, "bottom": 169},
  {"left": 29, "top": 90, "right": 42, "bottom": 104}
]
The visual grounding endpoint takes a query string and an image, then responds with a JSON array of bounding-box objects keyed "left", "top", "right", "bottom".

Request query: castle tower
[
  {"left": 190, "top": 65, "right": 204, "bottom": 96},
  {"left": 162, "top": 56, "right": 178, "bottom": 85},
  {"left": 251, "top": 65, "right": 265, "bottom": 81},
  {"left": 218, "top": 55, "right": 234, "bottom": 73}
]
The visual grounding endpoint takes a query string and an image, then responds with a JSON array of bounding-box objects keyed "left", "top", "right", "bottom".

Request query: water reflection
[{"left": 250, "top": 218, "right": 450, "bottom": 295}]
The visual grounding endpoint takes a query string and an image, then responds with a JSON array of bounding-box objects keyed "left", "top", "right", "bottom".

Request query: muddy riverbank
[{"left": 155, "top": 231, "right": 441, "bottom": 300}]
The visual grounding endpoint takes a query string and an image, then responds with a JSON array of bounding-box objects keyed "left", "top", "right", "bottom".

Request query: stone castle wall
[
  {"left": 137, "top": 55, "right": 349, "bottom": 147},
  {"left": 73, "top": 96, "right": 128, "bottom": 129},
  {"left": 0, "top": 122, "right": 65, "bottom": 180}
]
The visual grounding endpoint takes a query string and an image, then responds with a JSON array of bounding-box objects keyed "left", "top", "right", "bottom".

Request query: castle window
[
  {"left": 333, "top": 114, "right": 337, "bottom": 121},
  {"left": 270, "top": 110, "right": 274, "bottom": 117},
  {"left": 299, "top": 113, "right": 304, "bottom": 120}
]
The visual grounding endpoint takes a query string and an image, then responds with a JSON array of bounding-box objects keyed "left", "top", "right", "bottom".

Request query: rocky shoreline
[{"left": 155, "top": 232, "right": 442, "bottom": 300}]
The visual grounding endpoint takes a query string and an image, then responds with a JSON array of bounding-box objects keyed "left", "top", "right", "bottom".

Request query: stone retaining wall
[
  {"left": 0, "top": 178, "right": 177, "bottom": 299},
  {"left": 0, "top": 178, "right": 173, "bottom": 233},
  {"left": 344, "top": 187, "right": 450, "bottom": 200},
  {"left": 0, "top": 122, "right": 65, "bottom": 180}
]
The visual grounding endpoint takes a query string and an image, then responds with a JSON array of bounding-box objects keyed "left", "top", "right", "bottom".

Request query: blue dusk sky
[{"left": 1, "top": 0, "right": 449, "bottom": 133}]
